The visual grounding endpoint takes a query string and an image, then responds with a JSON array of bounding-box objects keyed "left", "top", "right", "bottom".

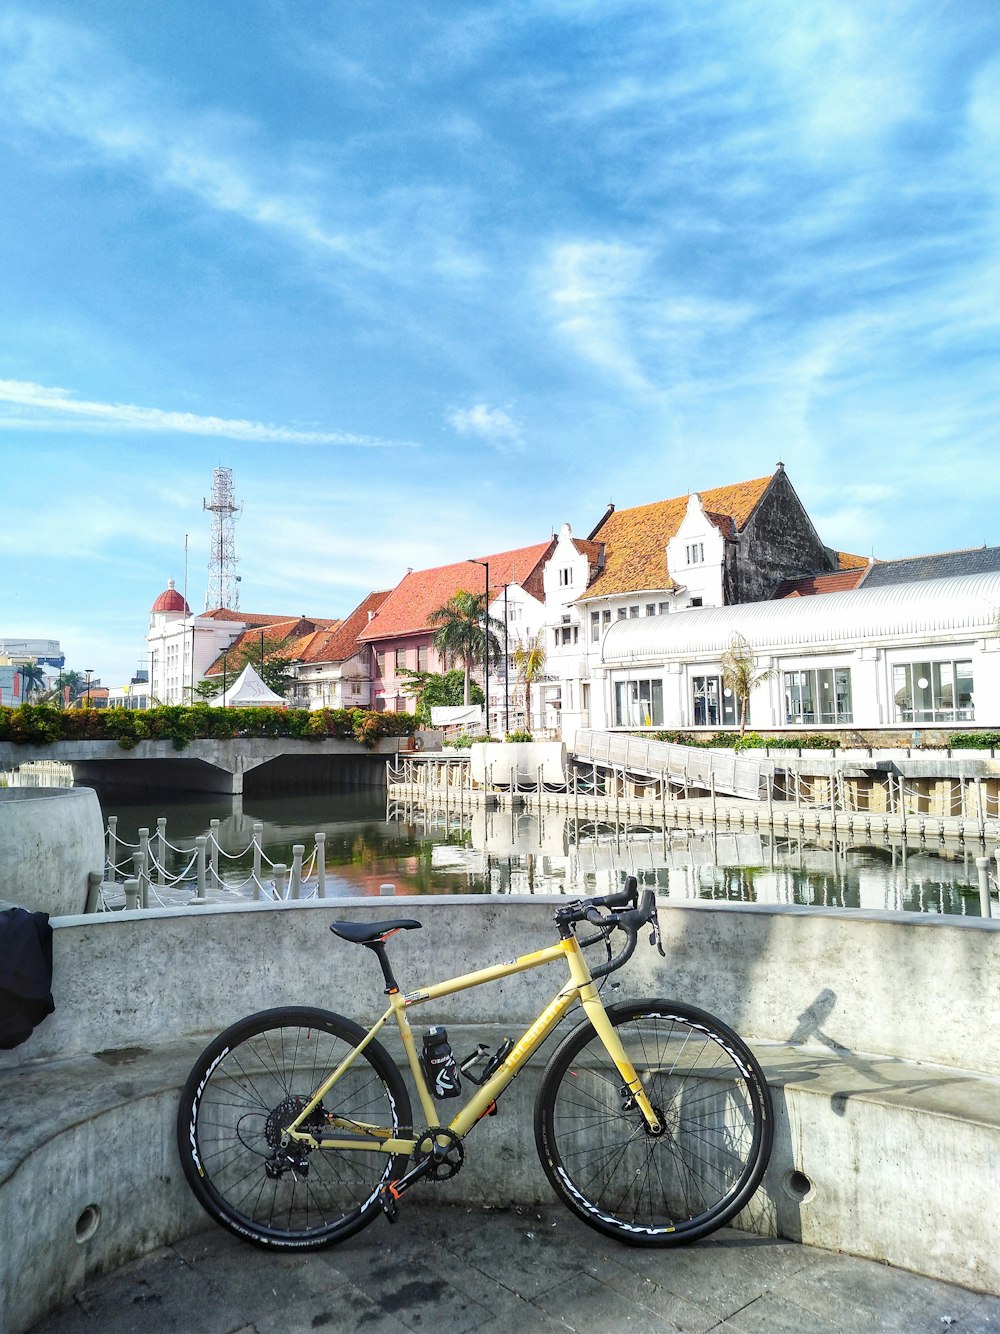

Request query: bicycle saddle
[{"left": 329, "top": 919, "right": 422, "bottom": 944}]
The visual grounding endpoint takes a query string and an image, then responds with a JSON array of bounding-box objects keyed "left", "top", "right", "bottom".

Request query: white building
[{"left": 591, "top": 571, "right": 1000, "bottom": 734}]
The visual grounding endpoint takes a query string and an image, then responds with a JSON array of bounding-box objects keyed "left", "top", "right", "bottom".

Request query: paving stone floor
[{"left": 29, "top": 1204, "right": 1000, "bottom": 1334}]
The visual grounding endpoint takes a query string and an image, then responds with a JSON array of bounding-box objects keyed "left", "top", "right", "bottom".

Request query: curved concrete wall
[
  {"left": 2, "top": 899, "right": 999, "bottom": 1331},
  {"left": 0, "top": 786, "right": 104, "bottom": 916},
  {"left": 13, "top": 896, "right": 998, "bottom": 1073}
]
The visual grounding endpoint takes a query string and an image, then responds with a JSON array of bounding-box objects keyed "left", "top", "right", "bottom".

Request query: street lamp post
[
  {"left": 221, "top": 651, "right": 229, "bottom": 704},
  {"left": 503, "top": 584, "right": 510, "bottom": 735},
  {"left": 469, "top": 560, "right": 490, "bottom": 736},
  {"left": 84, "top": 669, "right": 93, "bottom": 709}
]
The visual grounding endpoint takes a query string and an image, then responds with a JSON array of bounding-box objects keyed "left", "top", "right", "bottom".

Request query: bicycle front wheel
[
  {"left": 534, "top": 999, "right": 773, "bottom": 1246},
  {"left": 177, "top": 1006, "right": 412, "bottom": 1249}
]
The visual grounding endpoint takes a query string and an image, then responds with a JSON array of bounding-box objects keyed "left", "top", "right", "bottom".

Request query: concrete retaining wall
[{"left": 2, "top": 899, "right": 999, "bottom": 1330}]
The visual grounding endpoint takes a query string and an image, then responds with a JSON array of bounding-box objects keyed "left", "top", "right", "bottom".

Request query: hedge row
[{"left": 0, "top": 704, "right": 417, "bottom": 751}]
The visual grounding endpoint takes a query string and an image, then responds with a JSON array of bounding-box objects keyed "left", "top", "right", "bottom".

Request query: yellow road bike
[{"left": 177, "top": 881, "right": 773, "bottom": 1249}]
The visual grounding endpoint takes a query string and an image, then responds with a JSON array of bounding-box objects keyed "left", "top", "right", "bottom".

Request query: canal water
[{"left": 90, "top": 786, "right": 992, "bottom": 917}]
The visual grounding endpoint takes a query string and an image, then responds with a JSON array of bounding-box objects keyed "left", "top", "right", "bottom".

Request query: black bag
[{"left": 0, "top": 907, "right": 55, "bottom": 1049}]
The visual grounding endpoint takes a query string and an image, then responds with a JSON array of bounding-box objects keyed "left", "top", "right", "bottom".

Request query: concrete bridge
[{"left": 0, "top": 735, "right": 408, "bottom": 796}]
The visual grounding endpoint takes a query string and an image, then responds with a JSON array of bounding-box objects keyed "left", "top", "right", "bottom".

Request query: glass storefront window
[
  {"left": 691, "top": 675, "right": 737, "bottom": 727},
  {"left": 892, "top": 661, "right": 973, "bottom": 723},
  {"left": 784, "top": 667, "right": 853, "bottom": 724},
  {"left": 614, "top": 679, "right": 664, "bottom": 727}
]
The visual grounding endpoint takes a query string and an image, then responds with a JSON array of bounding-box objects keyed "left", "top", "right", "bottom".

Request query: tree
[
  {"left": 511, "top": 632, "right": 546, "bottom": 734},
  {"left": 45, "top": 669, "right": 84, "bottom": 707},
  {"left": 428, "top": 590, "right": 504, "bottom": 707},
  {"left": 399, "top": 669, "right": 484, "bottom": 726},
  {"left": 16, "top": 663, "right": 46, "bottom": 703},
  {"left": 719, "top": 634, "right": 772, "bottom": 737}
]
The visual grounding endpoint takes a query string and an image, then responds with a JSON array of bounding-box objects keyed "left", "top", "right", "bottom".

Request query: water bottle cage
[{"left": 460, "top": 1038, "right": 514, "bottom": 1087}]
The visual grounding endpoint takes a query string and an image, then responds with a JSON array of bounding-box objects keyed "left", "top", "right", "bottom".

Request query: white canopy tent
[{"left": 208, "top": 662, "right": 287, "bottom": 708}]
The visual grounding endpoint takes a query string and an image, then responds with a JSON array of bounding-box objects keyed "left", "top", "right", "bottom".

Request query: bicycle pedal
[{"left": 380, "top": 1183, "right": 402, "bottom": 1224}]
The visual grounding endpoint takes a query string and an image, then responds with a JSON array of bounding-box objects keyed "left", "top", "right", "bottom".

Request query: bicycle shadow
[{"left": 752, "top": 985, "right": 984, "bottom": 1243}]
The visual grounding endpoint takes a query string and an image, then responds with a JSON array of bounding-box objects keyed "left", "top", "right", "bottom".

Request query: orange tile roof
[
  {"left": 772, "top": 569, "right": 867, "bottom": 599},
  {"left": 294, "top": 592, "right": 390, "bottom": 664},
  {"left": 835, "top": 551, "right": 871, "bottom": 570},
  {"left": 359, "top": 542, "right": 554, "bottom": 642},
  {"left": 579, "top": 474, "right": 774, "bottom": 600}
]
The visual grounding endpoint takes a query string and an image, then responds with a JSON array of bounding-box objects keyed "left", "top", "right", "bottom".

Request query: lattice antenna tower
[{"left": 203, "top": 467, "right": 243, "bottom": 610}]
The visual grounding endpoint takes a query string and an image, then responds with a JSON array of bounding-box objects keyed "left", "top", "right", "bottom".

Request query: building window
[
  {"left": 591, "top": 611, "right": 601, "bottom": 643},
  {"left": 784, "top": 668, "right": 853, "bottom": 724},
  {"left": 375, "top": 651, "right": 386, "bottom": 677},
  {"left": 394, "top": 648, "right": 407, "bottom": 673},
  {"left": 629, "top": 605, "right": 639, "bottom": 618},
  {"left": 645, "top": 603, "right": 656, "bottom": 617},
  {"left": 692, "top": 675, "right": 738, "bottom": 727},
  {"left": 559, "top": 567, "right": 573, "bottom": 587},
  {"left": 686, "top": 542, "right": 704, "bottom": 564},
  {"left": 690, "top": 597, "right": 703, "bottom": 608},
  {"left": 417, "top": 645, "right": 429, "bottom": 672},
  {"left": 892, "top": 661, "right": 973, "bottom": 723},
  {"left": 617, "top": 608, "right": 627, "bottom": 620},
  {"left": 614, "top": 679, "right": 664, "bottom": 727},
  {"left": 658, "top": 602, "right": 670, "bottom": 615}
]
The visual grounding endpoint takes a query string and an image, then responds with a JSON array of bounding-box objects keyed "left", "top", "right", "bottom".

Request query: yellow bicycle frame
[{"left": 284, "top": 931, "right": 661, "bottom": 1155}]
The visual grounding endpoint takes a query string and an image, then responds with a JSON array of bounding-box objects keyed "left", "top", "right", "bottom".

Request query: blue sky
[{"left": 1, "top": 1, "right": 999, "bottom": 687}]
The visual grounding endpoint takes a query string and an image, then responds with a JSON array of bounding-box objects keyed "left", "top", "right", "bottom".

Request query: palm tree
[
  {"left": 42, "top": 669, "right": 84, "bottom": 707},
  {"left": 429, "top": 590, "right": 504, "bottom": 707},
  {"left": 511, "top": 632, "right": 546, "bottom": 734},
  {"left": 719, "top": 634, "right": 772, "bottom": 737},
  {"left": 16, "top": 663, "right": 46, "bottom": 703}
]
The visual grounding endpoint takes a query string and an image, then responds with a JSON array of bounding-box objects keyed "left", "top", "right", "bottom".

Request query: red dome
[{"left": 151, "top": 580, "right": 191, "bottom": 615}]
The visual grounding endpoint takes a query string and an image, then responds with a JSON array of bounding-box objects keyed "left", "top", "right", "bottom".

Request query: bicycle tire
[
  {"left": 176, "top": 1006, "right": 412, "bottom": 1249},
  {"left": 534, "top": 999, "right": 773, "bottom": 1246}
]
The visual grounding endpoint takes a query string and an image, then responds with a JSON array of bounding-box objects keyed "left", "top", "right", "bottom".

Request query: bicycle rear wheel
[
  {"left": 177, "top": 1006, "right": 412, "bottom": 1249},
  {"left": 534, "top": 999, "right": 772, "bottom": 1245}
]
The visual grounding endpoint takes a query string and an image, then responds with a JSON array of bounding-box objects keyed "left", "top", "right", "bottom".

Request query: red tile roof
[
  {"left": 294, "top": 592, "right": 390, "bottom": 664},
  {"left": 359, "top": 543, "right": 554, "bottom": 642},
  {"left": 772, "top": 569, "right": 867, "bottom": 598},
  {"left": 202, "top": 608, "right": 338, "bottom": 627},
  {"left": 580, "top": 473, "right": 775, "bottom": 600},
  {"left": 205, "top": 617, "right": 340, "bottom": 675}
]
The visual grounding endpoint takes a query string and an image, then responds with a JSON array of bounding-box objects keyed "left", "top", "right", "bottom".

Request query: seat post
[{"left": 363, "top": 939, "right": 400, "bottom": 995}]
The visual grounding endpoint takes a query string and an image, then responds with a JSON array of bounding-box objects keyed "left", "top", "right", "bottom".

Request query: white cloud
[
  {"left": 446, "top": 403, "right": 522, "bottom": 444},
  {"left": 0, "top": 380, "right": 407, "bottom": 447},
  {"left": 0, "top": 13, "right": 371, "bottom": 264}
]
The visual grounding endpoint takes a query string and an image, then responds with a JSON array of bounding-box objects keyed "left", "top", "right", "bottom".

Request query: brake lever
[{"left": 649, "top": 903, "right": 666, "bottom": 957}]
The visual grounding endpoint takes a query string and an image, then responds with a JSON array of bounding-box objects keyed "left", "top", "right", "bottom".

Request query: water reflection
[{"left": 96, "top": 788, "right": 989, "bottom": 916}]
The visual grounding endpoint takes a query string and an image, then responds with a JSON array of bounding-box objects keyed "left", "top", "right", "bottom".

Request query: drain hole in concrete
[
  {"left": 784, "top": 1170, "right": 814, "bottom": 1202},
  {"left": 75, "top": 1204, "right": 101, "bottom": 1243}
]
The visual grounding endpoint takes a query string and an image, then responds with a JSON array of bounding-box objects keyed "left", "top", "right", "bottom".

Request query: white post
[
  {"left": 156, "top": 817, "right": 167, "bottom": 886},
  {"left": 106, "top": 815, "right": 118, "bottom": 883},
  {"left": 85, "top": 870, "right": 102, "bottom": 914},
  {"left": 196, "top": 836, "right": 208, "bottom": 897},
  {"left": 290, "top": 845, "right": 304, "bottom": 899},
  {"left": 273, "top": 863, "right": 288, "bottom": 898},
  {"left": 252, "top": 822, "right": 263, "bottom": 889},
  {"left": 124, "top": 878, "right": 141, "bottom": 911},
  {"left": 315, "top": 831, "right": 326, "bottom": 898},
  {"left": 210, "top": 818, "right": 221, "bottom": 887}
]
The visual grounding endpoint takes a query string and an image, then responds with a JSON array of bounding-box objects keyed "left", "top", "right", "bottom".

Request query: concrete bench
[{"left": 2, "top": 898, "right": 999, "bottom": 1333}]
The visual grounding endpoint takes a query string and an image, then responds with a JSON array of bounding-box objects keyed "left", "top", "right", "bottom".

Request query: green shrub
[
  {"left": 505, "top": 729, "right": 534, "bottom": 743},
  {"left": 950, "top": 732, "right": 1000, "bottom": 749}
]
